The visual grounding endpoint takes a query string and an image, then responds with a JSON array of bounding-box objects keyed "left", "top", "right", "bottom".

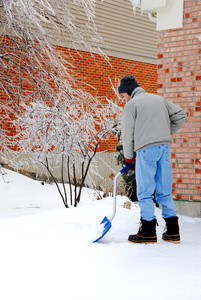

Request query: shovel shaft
[
  {"left": 109, "top": 171, "right": 121, "bottom": 221},
  {"left": 109, "top": 163, "right": 133, "bottom": 221},
  {"left": 93, "top": 163, "right": 134, "bottom": 243}
]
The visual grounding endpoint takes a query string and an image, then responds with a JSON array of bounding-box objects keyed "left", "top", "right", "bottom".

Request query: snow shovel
[{"left": 93, "top": 163, "right": 134, "bottom": 243}]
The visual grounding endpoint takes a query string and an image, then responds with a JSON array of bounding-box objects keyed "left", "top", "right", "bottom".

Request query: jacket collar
[{"left": 131, "top": 87, "right": 145, "bottom": 99}]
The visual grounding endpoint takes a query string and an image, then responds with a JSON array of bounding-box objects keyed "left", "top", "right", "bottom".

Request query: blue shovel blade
[{"left": 92, "top": 216, "right": 111, "bottom": 243}]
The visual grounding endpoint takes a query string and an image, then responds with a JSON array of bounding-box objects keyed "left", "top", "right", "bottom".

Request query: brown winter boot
[
  {"left": 162, "top": 216, "right": 180, "bottom": 244},
  {"left": 128, "top": 218, "right": 157, "bottom": 244}
]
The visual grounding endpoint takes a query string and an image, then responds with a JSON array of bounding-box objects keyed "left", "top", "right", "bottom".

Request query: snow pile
[{"left": 0, "top": 169, "right": 201, "bottom": 300}]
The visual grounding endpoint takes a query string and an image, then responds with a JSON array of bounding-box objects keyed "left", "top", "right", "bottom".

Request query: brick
[
  {"left": 1, "top": 0, "right": 200, "bottom": 202},
  {"left": 0, "top": 41, "right": 157, "bottom": 154},
  {"left": 171, "top": 78, "right": 177, "bottom": 82},
  {"left": 157, "top": 0, "right": 201, "bottom": 202}
]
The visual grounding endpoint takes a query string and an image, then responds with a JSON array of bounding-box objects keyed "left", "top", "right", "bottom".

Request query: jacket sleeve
[
  {"left": 121, "top": 102, "right": 135, "bottom": 159},
  {"left": 165, "top": 100, "right": 187, "bottom": 135}
]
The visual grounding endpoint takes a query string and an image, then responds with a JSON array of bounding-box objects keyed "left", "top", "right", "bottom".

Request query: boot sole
[
  {"left": 128, "top": 237, "right": 157, "bottom": 244},
  {"left": 128, "top": 240, "right": 157, "bottom": 244},
  {"left": 162, "top": 233, "right": 180, "bottom": 244},
  {"left": 162, "top": 238, "right": 180, "bottom": 244}
]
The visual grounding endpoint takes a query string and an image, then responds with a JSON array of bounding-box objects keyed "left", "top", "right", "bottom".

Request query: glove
[{"left": 125, "top": 157, "right": 136, "bottom": 170}]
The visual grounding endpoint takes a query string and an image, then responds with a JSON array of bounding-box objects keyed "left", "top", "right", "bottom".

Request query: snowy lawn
[{"left": 1, "top": 169, "right": 201, "bottom": 300}]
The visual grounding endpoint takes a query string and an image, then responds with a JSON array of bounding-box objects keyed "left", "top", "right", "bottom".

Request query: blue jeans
[{"left": 136, "top": 144, "right": 177, "bottom": 221}]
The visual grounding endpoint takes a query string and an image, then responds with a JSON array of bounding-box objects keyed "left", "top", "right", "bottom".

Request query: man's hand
[{"left": 125, "top": 157, "right": 136, "bottom": 170}]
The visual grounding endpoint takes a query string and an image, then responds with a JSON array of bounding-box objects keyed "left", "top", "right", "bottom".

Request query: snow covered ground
[{"left": 1, "top": 169, "right": 201, "bottom": 300}]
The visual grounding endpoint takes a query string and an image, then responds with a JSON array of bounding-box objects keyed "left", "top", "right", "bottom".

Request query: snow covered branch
[
  {"left": 0, "top": 0, "right": 123, "bottom": 207},
  {"left": 14, "top": 91, "right": 121, "bottom": 207},
  {"left": 0, "top": 0, "right": 104, "bottom": 164}
]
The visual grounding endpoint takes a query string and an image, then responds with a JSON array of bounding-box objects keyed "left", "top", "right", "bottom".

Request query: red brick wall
[
  {"left": 64, "top": 49, "right": 157, "bottom": 97},
  {"left": 157, "top": 0, "right": 201, "bottom": 201},
  {"left": 62, "top": 48, "right": 157, "bottom": 151},
  {"left": 0, "top": 45, "right": 157, "bottom": 152}
]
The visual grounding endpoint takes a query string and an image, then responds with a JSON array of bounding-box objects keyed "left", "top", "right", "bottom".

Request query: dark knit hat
[{"left": 118, "top": 75, "right": 139, "bottom": 94}]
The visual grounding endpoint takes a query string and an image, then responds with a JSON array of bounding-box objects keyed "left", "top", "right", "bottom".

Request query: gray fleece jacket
[{"left": 121, "top": 87, "right": 187, "bottom": 159}]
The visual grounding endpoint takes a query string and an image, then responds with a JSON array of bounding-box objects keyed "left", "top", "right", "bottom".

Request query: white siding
[
  {"left": 94, "top": 0, "right": 157, "bottom": 63},
  {"left": 51, "top": 0, "right": 157, "bottom": 64}
]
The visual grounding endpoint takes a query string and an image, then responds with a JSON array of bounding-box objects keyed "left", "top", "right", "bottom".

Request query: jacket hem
[{"left": 136, "top": 142, "right": 171, "bottom": 152}]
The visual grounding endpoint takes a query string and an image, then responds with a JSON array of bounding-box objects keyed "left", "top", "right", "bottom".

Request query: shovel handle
[
  {"left": 109, "top": 163, "right": 134, "bottom": 221},
  {"left": 120, "top": 163, "right": 134, "bottom": 174}
]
